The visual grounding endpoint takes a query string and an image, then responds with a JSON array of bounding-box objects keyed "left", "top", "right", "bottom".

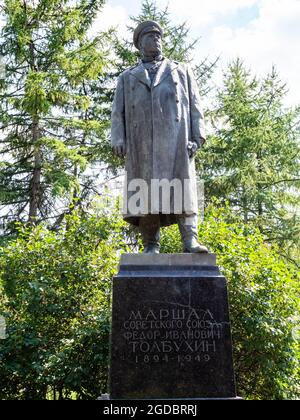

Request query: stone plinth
[{"left": 109, "top": 253, "right": 237, "bottom": 400}]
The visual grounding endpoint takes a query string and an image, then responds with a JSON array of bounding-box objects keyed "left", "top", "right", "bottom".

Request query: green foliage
[
  {"left": 0, "top": 0, "right": 111, "bottom": 229},
  {"left": 0, "top": 200, "right": 130, "bottom": 399},
  {"left": 161, "top": 204, "right": 300, "bottom": 400},
  {"left": 197, "top": 60, "right": 300, "bottom": 259},
  {"left": 0, "top": 0, "right": 299, "bottom": 402},
  {"left": 0, "top": 201, "right": 298, "bottom": 399}
]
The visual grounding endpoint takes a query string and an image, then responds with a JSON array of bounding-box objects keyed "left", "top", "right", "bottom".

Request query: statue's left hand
[{"left": 187, "top": 141, "right": 198, "bottom": 158}]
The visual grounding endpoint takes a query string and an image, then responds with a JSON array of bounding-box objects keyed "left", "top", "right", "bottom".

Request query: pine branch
[{"left": 261, "top": 178, "right": 300, "bottom": 188}]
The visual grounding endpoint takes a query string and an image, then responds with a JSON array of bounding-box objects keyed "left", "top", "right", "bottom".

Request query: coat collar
[
  {"left": 130, "top": 58, "right": 178, "bottom": 88},
  {"left": 130, "top": 63, "right": 151, "bottom": 88}
]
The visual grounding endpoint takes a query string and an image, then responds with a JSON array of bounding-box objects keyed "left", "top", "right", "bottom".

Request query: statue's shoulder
[
  {"left": 168, "top": 59, "right": 186, "bottom": 71},
  {"left": 121, "top": 63, "right": 140, "bottom": 77},
  {"left": 169, "top": 61, "right": 189, "bottom": 79}
]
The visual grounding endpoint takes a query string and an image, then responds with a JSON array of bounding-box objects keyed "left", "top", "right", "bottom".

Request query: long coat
[{"left": 111, "top": 58, "right": 206, "bottom": 227}]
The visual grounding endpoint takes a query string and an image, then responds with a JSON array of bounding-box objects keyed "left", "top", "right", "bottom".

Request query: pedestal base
[{"left": 109, "top": 254, "right": 237, "bottom": 400}]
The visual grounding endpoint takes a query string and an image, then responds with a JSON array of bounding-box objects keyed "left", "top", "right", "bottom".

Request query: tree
[
  {"left": 197, "top": 60, "right": 300, "bottom": 259},
  {"left": 0, "top": 198, "right": 130, "bottom": 400},
  {"left": 0, "top": 0, "right": 110, "bottom": 233}
]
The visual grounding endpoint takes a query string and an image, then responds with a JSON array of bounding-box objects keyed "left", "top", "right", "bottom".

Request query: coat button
[
  {"left": 175, "top": 117, "right": 180, "bottom": 122},
  {"left": 176, "top": 99, "right": 179, "bottom": 103}
]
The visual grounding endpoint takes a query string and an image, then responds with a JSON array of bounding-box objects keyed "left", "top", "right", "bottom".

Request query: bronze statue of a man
[{"left": 111, "top": 20, "right": 208, "bottom": 254}]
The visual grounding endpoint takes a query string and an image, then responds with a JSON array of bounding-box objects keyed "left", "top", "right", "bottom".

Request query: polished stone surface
[
  {"left": 120, "top": 253, "right": 217, "bottom": 266},
  {"left": 109, "top": 255, "right": 237, "bottom": 400}
]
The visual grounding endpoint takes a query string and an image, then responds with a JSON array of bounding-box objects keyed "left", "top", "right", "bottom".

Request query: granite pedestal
[{"left": 109, "top": 254, "right": 237, "bottom": 400}]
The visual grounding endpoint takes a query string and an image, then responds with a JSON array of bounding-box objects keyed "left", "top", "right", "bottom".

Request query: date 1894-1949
[{"left": 135, "top": 354, "right": 211, "bottom": 363}]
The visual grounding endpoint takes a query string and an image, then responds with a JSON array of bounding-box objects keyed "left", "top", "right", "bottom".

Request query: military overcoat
[{"left": 111, "top": 58, "right": 206, "bottom": 226}]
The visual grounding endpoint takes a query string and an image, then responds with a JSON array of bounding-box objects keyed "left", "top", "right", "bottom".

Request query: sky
[{"left": 94, "top": 0, "right": 300, "bottom": 107}]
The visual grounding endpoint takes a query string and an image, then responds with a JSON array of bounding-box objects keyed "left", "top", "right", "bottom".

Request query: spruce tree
[
  {"left": 0, "top": 0, "right": 109, "bottom": 232},
  {"left": 197, "top": 60, "right": 300, "bottom": 256}
]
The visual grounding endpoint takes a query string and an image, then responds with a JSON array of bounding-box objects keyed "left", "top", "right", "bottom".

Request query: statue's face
[{"left": 140, "top": 31, "right": 162, "bottom": 56}]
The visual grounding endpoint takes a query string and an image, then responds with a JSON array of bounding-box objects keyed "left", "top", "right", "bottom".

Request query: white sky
[
  {"left": 0, "top": 0, "right": 299, "bottom": 107},
  {"left": 94, "top": 0, "right": 300, "bottom": 108}
]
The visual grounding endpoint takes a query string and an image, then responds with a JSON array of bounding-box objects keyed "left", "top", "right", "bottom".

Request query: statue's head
[{"left": 133, "top": 21, "right": 163, "bottom": 57}]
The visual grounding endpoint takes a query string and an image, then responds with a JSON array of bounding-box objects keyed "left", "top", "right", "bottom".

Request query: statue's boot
[
  {"left": 139, "top": 215, "right": 160, "bottom": 254},
  {"left": 177, "top": 215, "right": 209, "bottom": 253}
]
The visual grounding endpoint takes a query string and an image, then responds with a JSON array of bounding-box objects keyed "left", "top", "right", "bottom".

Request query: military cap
[{"left": 133, "top": 20, "right": 163, "bottom": 49}]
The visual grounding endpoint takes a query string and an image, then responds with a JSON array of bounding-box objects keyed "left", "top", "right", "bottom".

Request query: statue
[{"left": 111, "top": 20, "right": 208, "bottom": 254}]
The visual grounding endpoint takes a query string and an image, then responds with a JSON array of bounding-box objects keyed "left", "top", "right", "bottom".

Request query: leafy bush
[
  {"left": 0, "top": 203, "right": 299, "bottom": 399},
  {"left": 0, "top": 206, "right": 129, "bottom": 400},
  {"left": 161, "top": 205, "right": 300, "bottom": 399}
]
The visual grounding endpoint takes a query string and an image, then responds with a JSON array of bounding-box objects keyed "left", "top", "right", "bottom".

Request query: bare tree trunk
[
  {"left": 256, "top": 150, "right": 264, "bottom": 232},
  {"left": 58, "top": 387, "right": 63, "bottom": 400},
  {"left": 28, "top": 36, "right": 42, "bottom": 225},
  {"left": 29, "top": 117, "right": 42, "bottom": 224},
  {"left": 241, "top": 188, "right": 248, "bottom": 223}
]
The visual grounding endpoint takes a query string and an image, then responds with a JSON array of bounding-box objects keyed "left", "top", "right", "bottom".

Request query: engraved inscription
[{"left": 121, "top": 307, "right": 224, "bottom": 364}]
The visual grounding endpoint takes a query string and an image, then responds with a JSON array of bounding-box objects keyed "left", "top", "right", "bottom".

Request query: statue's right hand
[{"left": 113, "top": 144, "right": 126, "bottom": 158}]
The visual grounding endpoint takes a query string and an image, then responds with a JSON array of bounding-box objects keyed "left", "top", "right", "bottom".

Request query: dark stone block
[{"left": 109, "top": 254, "right": 237, "bottom": 400}]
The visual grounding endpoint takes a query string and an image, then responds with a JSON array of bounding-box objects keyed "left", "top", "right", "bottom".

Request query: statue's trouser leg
[
  {"left": 177, "top": 214, "right": 198, "bottom": 243},
  {"left": 177, "top": 214, "right": 208, "bottom": 253},
  {"left": 139, "top": 215, "right": 160, "bottom": 253}
]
